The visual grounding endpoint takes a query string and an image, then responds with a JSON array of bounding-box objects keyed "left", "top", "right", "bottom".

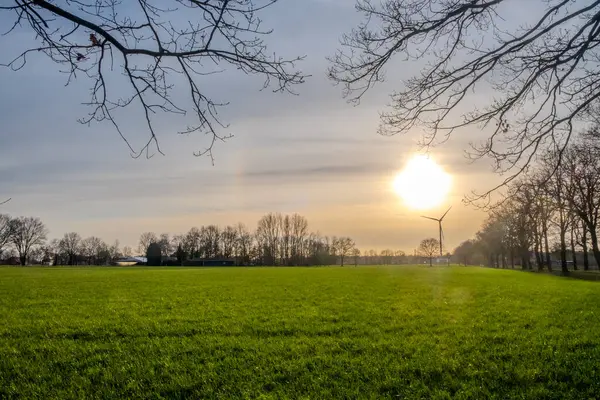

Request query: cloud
[{"left": 244, "top": 162, "right": 391, "bottom": 180}]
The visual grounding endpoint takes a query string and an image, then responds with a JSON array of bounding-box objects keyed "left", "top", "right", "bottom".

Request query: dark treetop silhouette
[{"left": 1, "top": 0, "right": 306, "bottom": 159}]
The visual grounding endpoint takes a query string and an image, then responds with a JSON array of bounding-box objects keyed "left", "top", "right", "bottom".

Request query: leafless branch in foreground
[
  {"left": 2, "top": 0, "right": 306, "bottom": 160},
  {"left": 329, "top": 0, "right": 600, "bottom": 202}
]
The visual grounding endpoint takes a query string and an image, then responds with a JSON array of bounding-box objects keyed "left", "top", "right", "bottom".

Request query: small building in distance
[
  {"left": 114, "top": 257, "right": 147, "bottom": 266},
  {"left": 183, "top": 258, "right": 235, "bottom": 267}
]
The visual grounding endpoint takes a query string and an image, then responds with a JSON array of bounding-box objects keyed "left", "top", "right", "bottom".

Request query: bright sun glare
[{"left": 393, "top": 155, "right": 452, "bottom": 210}]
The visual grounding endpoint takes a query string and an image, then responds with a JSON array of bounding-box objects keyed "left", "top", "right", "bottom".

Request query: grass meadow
[{"left": 1, "top": 266, "right": 600, "bottom": 399}]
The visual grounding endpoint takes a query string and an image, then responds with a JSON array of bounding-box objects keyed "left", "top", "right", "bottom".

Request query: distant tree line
[
  {"left": 0, "top": 212, "right": 374, "bottom": 267},
  {"left": 453, "top": 128, "right": 600, "bottom": 275},
  {"left": 135, "top": 213, "right": 360, "bottom": 266},
  {"left": 0, "top": 211, "right": 454, "bottom": 267}
]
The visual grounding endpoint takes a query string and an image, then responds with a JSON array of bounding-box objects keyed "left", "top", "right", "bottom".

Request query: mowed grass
[{"left": 1, "top": 267, "right": 600, "bottom": 399}]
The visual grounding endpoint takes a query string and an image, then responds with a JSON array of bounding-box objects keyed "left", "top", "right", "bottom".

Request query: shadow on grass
[
  {"left": 520, "top": 268, "right": 600, "bottom": 282},
  {"left": 468, "top": 265, "right": 600, "bottom": 282},
  {"left": 552, "top": 270, "right": 600, "bottom": 282}
]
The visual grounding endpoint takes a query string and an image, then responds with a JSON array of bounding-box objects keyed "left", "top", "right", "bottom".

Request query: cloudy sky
[{"left": 0, "top": 0, "right": 516, "bottom": 252}]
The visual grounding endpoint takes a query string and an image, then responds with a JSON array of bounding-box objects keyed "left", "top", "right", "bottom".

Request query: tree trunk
[
  {"left": 559, "top": 212, "right": 568, "bottom": 274},
  {"left": 543, "top": 223, "right": 552, "bottom": 272},
  {"left": 533, "top": 227, "right": 542, "bottom": 271},
  {"left": 19, "top": 254, "right": 26, "bottom": 266},
  {"left": 589, "top": 227, "right": 600, "bottom": 270},
  {"left": 570, "top": 224, "right": 578, "bottom": 271},
  {"left": 560, "top": 233, "right": 568, "bottom": 275},
  {"left": 582, "top": 222, "right": 590, "bottom": 270},
  {"left": 521, "top": 247, "right": 531, "bottom": 270}
]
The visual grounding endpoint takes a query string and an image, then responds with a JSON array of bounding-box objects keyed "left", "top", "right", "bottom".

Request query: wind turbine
[{"left": 421, "top": 207, "right": 452, "bottom": 257}]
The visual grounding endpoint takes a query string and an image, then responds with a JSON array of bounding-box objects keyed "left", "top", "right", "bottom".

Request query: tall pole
[
  {"left": 439, "top": 221, "right": 443, "bottom": 257},
  {"left": 422, "top": 206, "right": 452, "bottom": 261}
]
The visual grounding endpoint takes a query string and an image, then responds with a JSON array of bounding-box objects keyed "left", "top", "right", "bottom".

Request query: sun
[{"left": 393, "top": 154, "right": 452, "bottom": 210}]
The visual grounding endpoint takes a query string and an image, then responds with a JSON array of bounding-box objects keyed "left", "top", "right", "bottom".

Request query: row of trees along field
[
  {"left": 453, "top": 128, "right": 600, "bottom": 275},
  {"left": 140, "top": 213, "right": 358, "bottom": 266},
  {"left": 0, "top": 212, "right": 367, "bottom": 266},
  {"left": 0, "top": 210, "right": 442, "bottom": 267}
]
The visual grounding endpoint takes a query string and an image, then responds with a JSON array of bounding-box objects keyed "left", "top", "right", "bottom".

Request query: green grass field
[{"left": 1, "top": 266, "right": 599, "bottom": 399}]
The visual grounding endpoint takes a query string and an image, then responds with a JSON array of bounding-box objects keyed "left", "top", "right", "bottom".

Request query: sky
[{"left": 0, "top": 0, "right": 517, "bottom": 252}]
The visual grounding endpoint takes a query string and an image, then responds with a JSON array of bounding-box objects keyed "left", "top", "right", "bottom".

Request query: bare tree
[
  {"left": 365, "top": 249, "right": 378, "bottom": 265},
  {"left": 281, "top": 215, "right": 292, "bottom": 265},
  {"left": 578, "top": 219, "right": 591, "bottom": 271},
  {"left": 352, "top": 248, "right": 361, "bottom": 267},
  {"left": 220, "top": 226, "right": 238, "bottom": 259},
  {"left": 201, "top": 225, "right": 220, "bottom": 258},
  {"left": 59, "top": 232, "right": 82, "bottom": 265},
  {"left": 332, "top": 236, "right": 355, "bottom": 267},
  {"left": 28, "top": 246, "right": 45, "bottom": 264},
  {"left": 10, "top": 217, "right": 47, "bottom": 265},
  {"left": 158, "top": 233, "right": 172, "bottom": 257},
  {"left": 108, "top": 239, "right": 121, "bottom": 262},
  {"left": 38, "top": 243, "right": 56, "bottom": 265},
  {"left": 170, "top": 234, "right": 184, "bottom": 255},
  {"left": 47, "top": 238, "right": 61, "bottom": 265},
  {"left": 394, "top": 250, "right": 406, "bottom": 265},
  {"left": 184, "top": 228, "right": 201, "bottom": 258},
  {"left": 2, "top": 1, "right": 306, "bottom": 158},
  {"left": 0, "top": 214, "right": 13, "bottom": 259},
  {"left": 419, "top": 238, "right": 439, "bottom": 267},
  {"left": 122, "top": 245, "right": 133, "bottom": 258},
  {"left": 290, "top": 214, "right": 308, "bottom": 266},
  {"left": 234, "top": 223, "right": 252, "bottom": 265},
  {"left": 80, "top": 236, "right": 105, "bottom": 265},
  {"left": 453, "top": 240, "right": 477, "bottom": 266},
  {"left": 138, "top": 232, "right": 158, "bottom": 256},
  {"left": 563, "top": 142, "right": 600, "bottom": 268},
  {"left": 380, "top": 249, "right": 394, "bottom": 265},
  {"left": 330, "top": 0, "right": 600, "bottom": 198},
  {"left": 541, "top": 152, "right": 571, "bottom": 275},
  {"left": 256, "top": 213, "right": 281, "bottom": 265}
]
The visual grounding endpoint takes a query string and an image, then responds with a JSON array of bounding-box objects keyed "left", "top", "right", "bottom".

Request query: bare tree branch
[
  {"left": 2, "top": 0, "right": 306, "bottom": 159},
  {"left": 330, "top": 0, "right": 600, "bottom": 201}
]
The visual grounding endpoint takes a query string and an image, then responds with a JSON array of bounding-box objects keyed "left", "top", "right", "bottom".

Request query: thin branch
[{"left": 2, "top": 0, "right": 306, "bottom": 158}]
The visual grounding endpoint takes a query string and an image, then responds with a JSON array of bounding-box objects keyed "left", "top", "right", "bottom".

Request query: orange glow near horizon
[{"left": 393, "top": 154, "right": 452, "bottom": 210}]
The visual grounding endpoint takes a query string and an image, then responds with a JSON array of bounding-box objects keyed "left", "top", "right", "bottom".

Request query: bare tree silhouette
[
  {"left": 10, "top": 216, "right": 47, "bottom": 265},
  {"left": 330, "top": 0, "right": 600, "bottom": 199},
  {"left": 418, "top": 237, "right": 439, "bottom": 267},
  {"left": 2, "top": 1, "right": 306, "bottom": 159}
]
